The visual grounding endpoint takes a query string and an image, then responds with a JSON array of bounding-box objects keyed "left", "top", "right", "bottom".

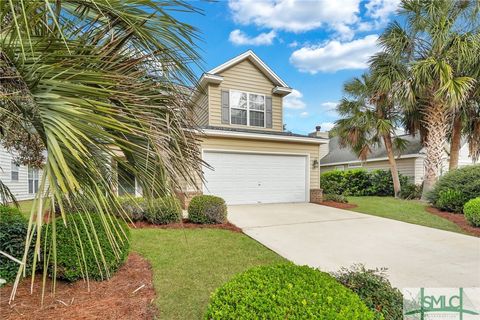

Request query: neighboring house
[
  {"left": 0, "top": 145, "right": 43, "bottom": 201},
  {"left": 183, "top": 50, "right": 328, "bottom": 206},
  {"left": 320, "top": 135, "right": 476, "bottom": 184}
]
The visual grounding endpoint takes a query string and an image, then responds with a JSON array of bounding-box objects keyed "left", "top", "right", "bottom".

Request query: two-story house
[{"left": 184, "top": 50, "right": 328, "bottom": 206}]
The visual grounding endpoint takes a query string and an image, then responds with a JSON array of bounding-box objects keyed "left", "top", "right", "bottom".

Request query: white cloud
[
  {"left": 320, "top": 102, "right": 340, "bottom": 118},
  {"left": 319, "top": 122, "right": 335, "bottom": 131},
  {"left": 283, "top": 89, "right": 306, "bottom": 109},
  {"left": 229, "top": 29, "right": 276, "bottom": 46},
  {"left": 300, "top": 111, "right": 309, "bottom": 118},
  {"left": 365, "top": 0, "right": 400, "bottom": 24},
  {"left": 288, "top": 41, "right": 299, "bottom": 48},
  {"left": 289, "top": 34, "right": 379, "bottom": 73},
  {"left": 228, "top": 0, "right": 360, "bottom": 39}
]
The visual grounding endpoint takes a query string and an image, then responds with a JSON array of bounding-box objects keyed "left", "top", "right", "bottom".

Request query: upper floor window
[
  {"left": 230, "top": 90, "right": 265, "bottom": 127},
  {"left": 28, "top": 167, "right": 39, "bottom": 194},
  {"left": 11, "top": 161, "right": 19, "bottom": 181}
]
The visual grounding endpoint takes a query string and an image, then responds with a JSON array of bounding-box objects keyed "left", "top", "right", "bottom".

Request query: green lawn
[
  {"left": 17, "top": 199, "right": 35, "bottom": 216},
  {"left": 131, "top": 228, "right": 286, "bottom": 320},
  {"left": 348, "top": 196, "right": 466, "bottom": 234}
]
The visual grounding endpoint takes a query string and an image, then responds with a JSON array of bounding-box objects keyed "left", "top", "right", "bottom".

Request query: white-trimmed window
[
  {"left": 28, "top": 167, "right": 39, "bottom": 194},
  {"left": 334, "top": 165, "right": 345, "bottom": 171},
  {"left": 230, "top": 90, "right": 265, "bottom": 127},
  {"left": 348, "top": 162, "right": 363, "bottom": 168},
  {"left": 11, "top": 161, "right": 19, "bottom": 181}
]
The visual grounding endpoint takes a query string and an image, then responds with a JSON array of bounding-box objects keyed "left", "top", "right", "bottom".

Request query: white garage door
[{"left": 203, "top": 151, "right": 308, "bottom": 205}]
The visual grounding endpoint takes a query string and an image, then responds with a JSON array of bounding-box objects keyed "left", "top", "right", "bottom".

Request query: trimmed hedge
[
  {"left": 428, "top": 165, "right": 480, "bottom": 213},
  {"left": 334, "top": 264, "right": 403, "bottom": 320},
  {"left": 188, "top": 195, "right": 227, "bottom": 224},
  {"left": 145, "top": 197, "right": 182, "bottom": 224},
  {"left": 436, "top": 189, "right": 465, "bottom": 213},
  {"left": 321, "top": 169, "right": 410, "bottom": 197},
  {"left": 205, "top": 264, "right": 376, "bottom": 319},
  {"left": 464, "top": 198, "right": 480, "bottom": 227},
  {"left": 46, "top": 213, "right": 130, "bottom": 282},
  {"left": 0, "top": 206, "right": 35, "bottom": 283},
  {"left": 116, "top": 196, "right": 146, "bottom": 221}
]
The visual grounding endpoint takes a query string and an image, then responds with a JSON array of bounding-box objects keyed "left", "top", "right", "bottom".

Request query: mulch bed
[
  {"left": 317, "top": 201, "right": 358, "bottom": 210},
  {"left": 0, "top": 253, "right": 157, "bottom": 320},
  {"left": 130, "top": 218, "right": 242, "bottom": 233},
  {"left": 425, "top": 206, "right": 480, "bottom": 237}
]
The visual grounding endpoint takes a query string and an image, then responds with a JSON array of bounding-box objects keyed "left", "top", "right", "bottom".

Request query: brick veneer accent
[
  {"left": 310, "top": 188, "right": 323, "bottom": 204},
  {"left": 175, "top": 191, "right": 202, "bottom": 209}
]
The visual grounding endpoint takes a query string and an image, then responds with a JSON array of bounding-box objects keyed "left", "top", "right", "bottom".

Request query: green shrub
[
  {"left": 343, "top": 169, "right": 371, "bottom": 196},
  {"left": 46, "top": 213, "right": 130, "bottom": 282},
  {"left": 428, "top": 165, "right": 480, "bottom": 212},
  {"left": 367, "top": 170, "right": 409, "bottom": 197},
  {"left": 464, "top": 198, "right": 480, "bottom": 227},
  {"left": 321, "top": 170, "right": 348, "bottom": 195},
  {"left": 145, "top": 197, "right": 182, "bottom": 224},
  {"left": 115, "top": 196, "right": 146, "bottom": 221},
  {"left": 0, "top": 206, "right": 36, "bottom": 283},
  {"left": 205, "top": 264, "right": 376, "bottom": 320},
  {"left": 436, "top": 189, "right": 465, "bottom": 213},
  {"left": 399, "top": 183, "right": 422, "bottom": 200},
  {"left": 188, "top": 195, "right": 227, "bottom": 224},
  {"left": 324, "top": 194, "right": 349, "bottom": 203},
  {"left": 334, "top": 264, "right": 403, "bottom": 320}
]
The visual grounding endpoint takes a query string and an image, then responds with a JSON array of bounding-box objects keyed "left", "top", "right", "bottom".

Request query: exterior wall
[
  {"left": 321, "top": 157, "right": 419, "bottom": 183},
  {"left": 208, "top": 59, "right": 283, "bottom": 132},
  {"left": 193, "top": 88, "right": 209, "bottom": 126},
  {"left": 200, "top": 136, "right": 321, "bottom": 190},
  {"left": 0, "top": 146, "right": 44, "bottom": 201},
  {"left": 458, "top": 143, "right": 477, "bottom": 167}
]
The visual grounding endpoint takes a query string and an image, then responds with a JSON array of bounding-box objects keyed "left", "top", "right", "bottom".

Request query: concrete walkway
[{"left": 228, "top": 203, "right": 480, "bottom": 289}]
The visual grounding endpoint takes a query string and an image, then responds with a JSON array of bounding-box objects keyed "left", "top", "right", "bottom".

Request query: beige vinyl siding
[
  {"left": 321, "top": 158, "right": 419, "bottom": 183},
  {"left": 208, "top": 59, "right": 283, "bottom": 132},
  {"left": 414, "top": 157, "right": 425, "bottom": 185},
  {"left": 200, "top": 136, "right": 320, "bottom": 189},
  {"left": 193, "top": 88, "right": 209, "bottom": 126}
]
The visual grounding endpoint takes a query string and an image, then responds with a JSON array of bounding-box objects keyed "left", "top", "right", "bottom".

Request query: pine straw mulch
[
  {"left": 0, "top": 253, "right": 157, "bottom": 320},
  {"left": 425, "top": 206, "right": 480, "bottom": 237},
  {"left": 130, "top": 218, "right": 243, "bottom": 233},
  {"left": 316, "top": 201, "right": 358, "bottom": 210}
]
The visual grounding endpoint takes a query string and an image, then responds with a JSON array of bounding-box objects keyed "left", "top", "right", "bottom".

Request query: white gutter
[
  {"left": 202, "top": 129, "right": 327, "bottom": 144},
  {"left": 320, "top": 153, "right": 426, "bottom": 166}
]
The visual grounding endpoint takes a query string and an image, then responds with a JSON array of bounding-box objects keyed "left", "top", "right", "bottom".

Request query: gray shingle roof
[
  {"left": 321, "top": 135, "right": 424, "bottom": 165},
  {"left": 201, "top": 126, "right": 326, "bottom": 139}
]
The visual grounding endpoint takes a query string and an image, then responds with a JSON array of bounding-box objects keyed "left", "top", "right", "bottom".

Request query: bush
[
  {"left": 399, "top": 183, "right": 422, "bottom": 200},
  {"left": 464, "top": 198, "right": 480, "bottom": 227},
  {"left": 334, "top": 264, "right": 403, "bottom": 320},
  {"left": 324, "top": 194, "right": 349, "bottom": 203},
  {"left": 205, "top": 264, "right": 376, "bottom": 320},
  {"left": 115, "top": 196, "right": 146, "bottom": 221},
  {"left": 0, "top": 206, "right": 35, "bottom": 283},
  {"left": 145, "top": 197, "right": 182, "bottom": 224},
  {"left": 428, "top": 165, "right": 480, "bottom": 213},
  {"left": 188, "top": 195, "right": 227, "bottom": 224},
  {"left": 367, "top": 170, "right": 409, "bottom": 197},
  {"left": 321, "top": 169, "right": 410, "bottom": 197},
  {"left": 46, "top": 213, "right": 130, "bottom": 282},
  {"left": 436, "top": 189, "right": 465, "bottom": 213}
]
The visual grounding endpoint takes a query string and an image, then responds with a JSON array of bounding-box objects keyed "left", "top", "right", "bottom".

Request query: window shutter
[
  {"left": 265, "top": 96, "right": 273, "bottom": 128},
  {"left": 221, "top": 90, "right": 230, "bottom": 124}
]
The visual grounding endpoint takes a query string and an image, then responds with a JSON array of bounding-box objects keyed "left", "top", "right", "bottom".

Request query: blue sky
[{"left": 179, "top": 0, "right": 400, "bottom": 134}]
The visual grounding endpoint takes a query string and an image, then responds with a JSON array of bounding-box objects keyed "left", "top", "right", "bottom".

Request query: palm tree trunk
[
  {"left": 449, "top": 114, "right": 462, "bottom": 170},
  {"left": 383, "top": 134, "right": 401, "bottom": 198},
  {"left": 422, "top": 103, "right": 450, "bottom": 199}
]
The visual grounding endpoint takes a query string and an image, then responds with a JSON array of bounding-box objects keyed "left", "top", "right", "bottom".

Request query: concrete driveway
[{"left": 228, "top": 203, "right": 480, "bottom": 288}]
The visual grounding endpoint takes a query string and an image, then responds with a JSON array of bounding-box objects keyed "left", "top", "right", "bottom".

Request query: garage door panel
[{"left": 203, "top": 151, "right": 307, "bottom": 205}]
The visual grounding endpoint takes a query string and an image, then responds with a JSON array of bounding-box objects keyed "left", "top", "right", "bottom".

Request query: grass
[
  {"left": 131, "top": 228, "right": 286, "bottom": 320},
  {"left": 348, "top": 196, "right": 466, "bottom": 234},
  {"left": 17, "top": 199, "right": 35, "bottom": 216}
]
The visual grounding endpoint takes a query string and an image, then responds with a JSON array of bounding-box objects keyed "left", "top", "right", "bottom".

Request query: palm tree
[
  {"left": 333, "top": 73, "right": 406, "bottom": 198},
  {"left": 1, "top": 0, "right": 202, "bottom": 300},
  {"left": 371, "top": 0, "right": 479, "bottom": 198}
]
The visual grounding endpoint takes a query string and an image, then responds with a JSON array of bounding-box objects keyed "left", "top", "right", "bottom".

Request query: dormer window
[{"left": 230, "top": 90, "right": 265, "bottom": 127}]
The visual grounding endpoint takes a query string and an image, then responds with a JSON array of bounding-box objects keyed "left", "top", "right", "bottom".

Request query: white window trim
[
  {"left": 348, "top": 162, "right": 363, "bottom": 168},
  {"left": 28, "top": 166, "right": 39, "bottom": 194},
  {"left": 11, "top": 160, "right": 19, "bottom": 181},
  {"left": 229, "top": 89, "right": 266, "bottom": 128},
  {"left": 334, "top": 165, "right": 345, "bottom": 171}
]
